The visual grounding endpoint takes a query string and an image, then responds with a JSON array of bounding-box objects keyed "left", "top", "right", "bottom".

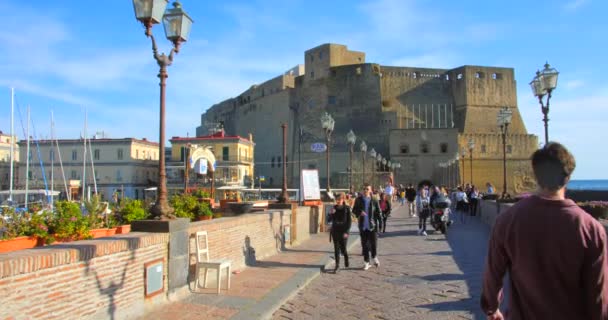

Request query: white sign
[
  {"left": 300, "top": 169, "right": 321, "bottom": 200},
  {"left": 310, "top": 143, "right": 327, "bottom": 153},
  {"left": 194, "top": 159, "right": 208, "bottom": 175}
]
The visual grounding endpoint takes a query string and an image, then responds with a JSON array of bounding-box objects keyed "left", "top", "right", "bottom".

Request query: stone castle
[{"left": 196, "top": 43, "right": 538, "bottom": 193}]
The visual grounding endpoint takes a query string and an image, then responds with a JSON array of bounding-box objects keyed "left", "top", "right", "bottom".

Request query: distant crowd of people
[{"left": 327, "top": 142, "right": 607, "bottom": 319}]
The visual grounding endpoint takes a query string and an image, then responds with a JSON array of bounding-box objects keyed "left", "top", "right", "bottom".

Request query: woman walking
[
  {"left": 455, "top": 186, "right": 469, "bottom": 223},
  {"left": 379, "top": 193, "right": 392, "bottom": 233},
  {"left": 416, "top": 187, "right": 431, "bottom": 236},
  {"left": 331, "top": 192, "right": 352, "bottom": 272}
]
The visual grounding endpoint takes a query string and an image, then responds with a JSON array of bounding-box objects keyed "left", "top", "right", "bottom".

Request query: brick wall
[
  {"left": 0, "top": 233, "right": 169, "bottom": 320},
  {"left": 187, "top": 209, "right": 293, "bottom": 273}
]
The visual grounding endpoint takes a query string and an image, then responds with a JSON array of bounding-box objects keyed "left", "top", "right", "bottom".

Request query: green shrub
[
  {"left": 169, "top": 193, "right": 198, "bottom": 220},
  {"left": 192, "top": 189, "right": 211, "bottom": 199},
  {"left": 0, "top": 207, "right": 31, "bottom": 239},
  {"left": 119, "top": 198, "right": 149, "bottom": 224},
  {"left": 49, "top": 201, "right": 91, "bottom": 240},
  {"left": 196, "top": 202, "right": 213, "bottom": 219}
]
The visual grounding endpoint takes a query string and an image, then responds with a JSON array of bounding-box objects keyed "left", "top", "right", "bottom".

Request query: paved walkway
[
  {"left": 272, "top": 206, "right": 492, "bottom": 320},
  {"left": 141, "top": 205, "right": 493, "bottom": 320}
]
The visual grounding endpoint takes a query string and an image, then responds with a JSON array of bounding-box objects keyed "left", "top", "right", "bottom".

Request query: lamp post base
[{"left": 150, "top": 202, "right": 176, "bottom": 220}]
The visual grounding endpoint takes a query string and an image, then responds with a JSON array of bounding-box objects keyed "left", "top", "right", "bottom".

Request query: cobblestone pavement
[{"left": 272, "top": 205, "right": 492, "bottom": 320}]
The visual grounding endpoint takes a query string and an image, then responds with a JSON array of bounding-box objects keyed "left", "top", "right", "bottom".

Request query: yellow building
[
  {"left": 169, "top": 130, "right": 255, "bottom": 188},
  {"left": 0, "top": 131, "right": 19, "bottom": 191},
  {"left": 17, "top": 137, "right": 159, "bottom": 201}
]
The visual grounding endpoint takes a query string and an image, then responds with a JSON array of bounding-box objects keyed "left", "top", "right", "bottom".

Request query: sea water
[{"left": 567, "top": 180, "right": 608, "bottom": 191}]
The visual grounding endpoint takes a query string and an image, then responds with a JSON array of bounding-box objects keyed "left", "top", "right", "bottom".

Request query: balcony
[{"left": 216, "top": 155, "right": 254, "bottom": 164}]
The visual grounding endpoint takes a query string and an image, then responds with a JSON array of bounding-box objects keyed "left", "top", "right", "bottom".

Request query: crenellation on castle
[{"left": 196, "top": 43, "right": 538, "bottom": 193}]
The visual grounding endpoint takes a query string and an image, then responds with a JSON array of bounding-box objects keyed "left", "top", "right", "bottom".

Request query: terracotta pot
[
  {"left": 90, "top": 228, "right": 112, "bottom": 239},
  {"left": 0, "top": 236, "right": 42, "bottom": 253},
  {"left": 197, "top": 215, "right": 212, "bottom": 221},
  {"left": 115, "top": 225, "right": 131, "bottom": 234}
]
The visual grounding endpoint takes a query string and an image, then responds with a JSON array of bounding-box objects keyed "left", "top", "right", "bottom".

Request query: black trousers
[
  {"left": 469, "top": 199, "right": 479, "bottom": 216},
  {"left": 380, "top": 213, "right": 389, "bottom": 233},
  {"left": 332, "top": 232, "right": 349, "bottom": 267},
  {"left": 418, "top": 216, "right": 428, "bottom": 232},
  {"left": 360, "top": 229, "right": 377, "bottom": 262}
]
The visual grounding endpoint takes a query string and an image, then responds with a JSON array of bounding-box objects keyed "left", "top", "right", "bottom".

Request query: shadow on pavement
[
  {"left": 421, "top": 273, "right": 465, "bottom": 282},
  {"left": 254, "top": 260, "right": 323, "bottom": 269}
]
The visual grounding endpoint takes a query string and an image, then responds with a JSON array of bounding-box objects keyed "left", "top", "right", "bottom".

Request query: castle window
[
  {"left": 492, "top": 73, "right": 503, "bottom": 80},
  {"left": 507, "top": 145, "right": 513, "bottom": 154},
  {"left": 327, "top": 95, "right": 336, "bottom": 105},
  {"left": 310, "top": 54, "right": 314, "bottom": 62},
  {"left": 331, "top": 69, "right": 337, "bottom": 77},
  {"left": 358, "top": 57, "right": 362, "bottom": 62},
  {"left": 440, "top": 143, "right": 448, "bottom": 153},
  {"left": 475, "top": 71, "right": 485, "bottom": 79},
  {"left": 356, "top": 67, "right": 362, "bottom": 75},
  {"left": 310, "top": 71, "right": 315, "bottom": 79},
  {"left": 457, "top": 73, "right": 463, "bottom": 80},
  {"left": 277, "top": 155, "right": 282, "bottom": 168},
  {"left": 481, "top": 144, "right": 487, "bottom": 153},
  {"left": 271, "top": 157, "right": 275, "bottom": 168},
  {"left": 400, "top": 145, "right": 409, "bottom": 154},
  {"left": 445, "top": 74, "right": 450, "bottom": 80},
  {"left": 420, "top": 143, "right": 429, "bottom": 154},
  {"left": 319, "top": 51, "right": 323, "bottom": 60}
]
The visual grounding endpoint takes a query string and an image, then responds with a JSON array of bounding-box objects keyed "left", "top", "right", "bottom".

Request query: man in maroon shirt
[{"left": 481, "top": 142, "right": 608, "bottom": 319}]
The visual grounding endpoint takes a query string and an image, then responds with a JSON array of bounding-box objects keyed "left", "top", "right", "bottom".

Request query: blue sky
[{"left": 0, "top": 0, "right": 606, "bottom": 179}]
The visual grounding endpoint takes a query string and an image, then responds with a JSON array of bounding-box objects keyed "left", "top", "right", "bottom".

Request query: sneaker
[
  {"left": 373, "top": 257, "right": 380, "bottom": 267},
  {"left": 413, "top": 214, "right": 417, "bottom": 217},
  {"left": 334, "top": 266, "right": 340, "bottom": 273},
  {"left": 422, "top": 231, "right": 428, "bottom": 236},
  {"left": 417, "top": 228, "right": 422, "bottom": 235},
  {"left": 363, "top": 262, "right": 371, "bottom": 270}
]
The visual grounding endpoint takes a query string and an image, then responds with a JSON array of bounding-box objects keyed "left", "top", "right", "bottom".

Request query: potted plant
[
  {"left": 169, "top": 193, "right": 198, "bottom": 220},
  {"left": 578, "top": 201, "right": 608, "bottom": 220},
  {"left": 0, "top": 207, "right": 42, "bottom": 252},
  {"left": 48, "top": 201, "right": 92, "bottom": 242},
  {"left": 116, "top": 198, "right": 149, "bottom": 233},
  {"left": 193, "top": 189, "right": 214, "bottom": 207},
  {"left": 196, "top": 202, "right": 213, "bottom": 221}
]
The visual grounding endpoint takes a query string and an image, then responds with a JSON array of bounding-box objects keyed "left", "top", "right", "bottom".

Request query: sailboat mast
[
  {"left": 81, "top": 111, "right": 87, "bottom": 202},
  {"left": 25, "top": 106, "right": 30, "bottom": 210},
  {"left": 88, "top": 131, "right": 98, "bottom": 195},
  {"left": 50, "top": 111, "right": 54, "bottom": 211},
  {"left": 9, "top": 88, "right": 14, "bottom": 203}
]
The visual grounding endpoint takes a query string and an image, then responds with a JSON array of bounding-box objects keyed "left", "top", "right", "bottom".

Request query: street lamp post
[
  {"left": 133, "top": 0, "right": 193, "bottom": 219},
  {"left": 278, "top": 123, "right": 289, "bottom": 203},
  {"left": 376, "top": 153, "right": 382, "bottom": 189},
  {"left": 321, "top": 112, "right": 335, "bottom": 198},
  {"left": 530, "top": 62, "right": 559, "bottom": 145},
  {"left": 369, "top": 148, "right": 376, "bottom": 188},
  {"left": 468, "top": 138, "right": 475, "bottom": 185},
  {"left": 360, "top": 141, "right": 367, "bottom": 186},
  {"left": 497, "top": 107, "right": 513, "bottom": 199},
  {"left": 460, "top": 149, "right": 466, "bottom": 185},
  {"left": 346, "top": 130, "right": 357, "bottom": 193}
]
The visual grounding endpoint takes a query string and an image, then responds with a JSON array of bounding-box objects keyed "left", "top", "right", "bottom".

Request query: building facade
[
  {"left": 0, "top": 131, "right": 19, "bottom": 191},
  {"left": 17, "top": 138, "right": 159, "bottom": 201},
  {"left": 169, "top": 130, "right": 255, "bottom": 190},
  {"left": 197, "top": 43, "right": 538, "bottom": 194}
]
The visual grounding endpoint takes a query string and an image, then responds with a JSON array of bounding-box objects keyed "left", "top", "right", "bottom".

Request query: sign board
[
  {"left": 310, "top": 143, "right": 327, "bottom": 153},
  {"left": 300, "top": 169, "right": 321, "bottom": 200},
  {"left": 194, "top": 158, "right": 208, "bottom": 175}
]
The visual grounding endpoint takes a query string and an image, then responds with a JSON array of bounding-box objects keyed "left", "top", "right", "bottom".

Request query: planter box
[
  {"left": 115, "top": 225, "right": 131, "bottom": 234},
  {"left": 227, "top": 202, "right": 254, "bottom": 215},
  {"left": 196, "top": 215, "right": 212, "bottom": 221},
  {"left": 90, "top": 228, "right": 117, "bottom": 239},
  {"left": 0, "top": 236, "right": 42, "bottom": 253}
]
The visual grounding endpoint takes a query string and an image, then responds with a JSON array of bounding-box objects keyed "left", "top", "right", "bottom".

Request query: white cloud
[{"left": 564, "top": 79, "right": 584, "bottom": 90}]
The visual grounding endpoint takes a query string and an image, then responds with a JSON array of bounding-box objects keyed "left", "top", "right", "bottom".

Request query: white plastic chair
[{"left": 195, "top": 231, "right": 231, "bottom": 294}]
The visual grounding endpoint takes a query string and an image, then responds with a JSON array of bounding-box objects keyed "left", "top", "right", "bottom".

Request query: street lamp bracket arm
[{"left": 150, "top": 32, "right": 177, "bottom": 68}]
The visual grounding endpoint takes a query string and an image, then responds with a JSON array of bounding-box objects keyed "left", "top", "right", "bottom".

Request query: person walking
[
  {"left": 416, "top": 187, "right": 431, "bottom": 236},
  {"left": 481, "top": 142, "right": 608, "bottom": 319},
  {"left": 455, "top": 187, "right": 469, "bottom": 223},
  {"left": 378, "top": 193, "right": 392, "bottom": 233},
  {"left": 405, "top": 183, "right": 417, "bottom": 217},
  {"left": 330, "top": 193, "right": 352, "bottom": 273},
  {"left": 353, "top": 183, "right": 382, "bottom": 270},
  {"left": 384, "top": 181, "right": 395, "bottom": 202},
  {"left": 469, "top": 186, "right": 479, "bottom": 216}
]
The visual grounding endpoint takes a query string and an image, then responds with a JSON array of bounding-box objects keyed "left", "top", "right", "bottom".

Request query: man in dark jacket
[
  {"left": 352, "top": 183, "right": 382, "bottom": 270},
  {"left": 405, "top": 184, "right": 417, "bottom": 217}
]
